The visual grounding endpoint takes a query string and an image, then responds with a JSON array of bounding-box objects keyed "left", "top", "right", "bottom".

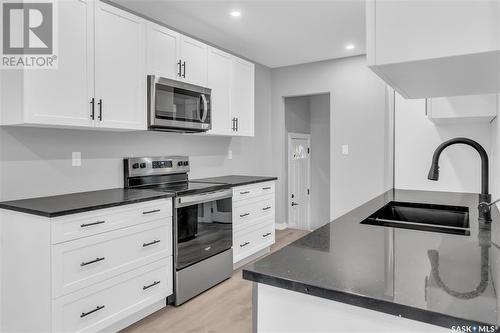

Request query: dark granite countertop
[
  {"left": 0, "top": 188, "right": 174, "bottom": 217},
  {"left": 192, "top": 175, "right": 277, "bottom": 187},
  {"left": 243, "top": 189, "right": 500, "bottom": 330}
]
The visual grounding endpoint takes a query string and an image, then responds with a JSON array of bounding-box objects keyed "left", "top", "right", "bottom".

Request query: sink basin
[{"left": 361, "top": 201, "right": 470, "bottom": 236}]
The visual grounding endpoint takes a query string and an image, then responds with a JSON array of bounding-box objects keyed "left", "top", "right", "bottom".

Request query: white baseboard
[{"left": 275, "top": 223, "right": 287, "bottom": 230}]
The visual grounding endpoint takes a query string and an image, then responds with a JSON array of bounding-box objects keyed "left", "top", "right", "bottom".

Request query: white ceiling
[{"left": 113, "top": 0, "right": 366, "bottom": 68}]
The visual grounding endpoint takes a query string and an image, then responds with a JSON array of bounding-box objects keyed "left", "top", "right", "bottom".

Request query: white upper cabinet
[
  {"left": 1, "top": 0, "right": 146, "bottom": 130},
  {"left": 95, "top": 2, "right": 146, "bottom": 130},
  {"left": 231, "top": 58, "right": 255, "bottom": 137},
  {"left": 207, "top": 47, "right": 233, "bottom": 135},
  {"left": 206, "top": 48, "right": 255, "bottom": 137},
  {"left": 179, "top": 36, "right": 208, "bottom": 87},
  {"left": 1, "top": 0, "right": 94, "bottom": 128},
  {"left": 146, "top": 23, "right": 180, "bottom": 79},
  {"left": 366, "top": 0, "right": 500, "bottom": 98},
  {"left": 426, "top": 94, "right": 498, "bottom": 124}
]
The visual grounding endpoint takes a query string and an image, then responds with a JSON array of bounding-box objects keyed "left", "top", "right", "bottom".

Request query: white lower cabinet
[
  {"left": 0, "top": 198, "right": 173, "bottom": 333},
  {"left": 232, "top": 181, "right": 276, "bottom": 264}
]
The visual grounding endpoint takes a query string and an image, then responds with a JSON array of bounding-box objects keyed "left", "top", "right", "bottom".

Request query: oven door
[
  {"left": 148, "top": 75, "right": 211, "bottom": 132},
  {"left": 174, "top": 189, "right": 232, "bottom": 270}
]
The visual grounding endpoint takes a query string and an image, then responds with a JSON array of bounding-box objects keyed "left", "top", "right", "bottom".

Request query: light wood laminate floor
[{"left": 121, "top": 228, "right": 309, "bottom": 333}]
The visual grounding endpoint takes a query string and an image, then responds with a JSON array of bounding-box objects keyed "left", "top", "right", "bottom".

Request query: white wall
[
  {"left": 271, "top": 55, "right": 391, "bottom": 225},
  {"left": 309, "top": 94, "right": 331, "bottom": 229},
  {"left": 284, "top": 96, "right": 311, "bottom": 134},
  {"left": 395, "top": 93, "right": 492, "bottom": 193},
  {"left": 0, "top": 64, "right": 273, "bottom": 201}
]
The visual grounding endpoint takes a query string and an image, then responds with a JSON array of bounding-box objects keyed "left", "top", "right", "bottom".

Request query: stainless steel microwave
[{"left": 147, "top": 75, "right": 211, "bottom": 133}]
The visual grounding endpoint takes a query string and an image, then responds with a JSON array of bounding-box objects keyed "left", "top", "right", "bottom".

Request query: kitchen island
[{"left": 243, "top": 189, "right": 500, "bottom": 332}]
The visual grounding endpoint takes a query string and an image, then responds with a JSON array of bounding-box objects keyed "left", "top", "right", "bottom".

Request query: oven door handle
[
  {"left": 176, "top": 189, "right": 232, "bottom": 208},
  {"left": 200, "top": 94, "right": 208, "bottom": 123}
]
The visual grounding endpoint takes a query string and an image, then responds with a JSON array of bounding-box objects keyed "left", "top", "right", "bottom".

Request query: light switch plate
[
  {"left": 342, "top": 145, "right": 349, "bottom": 155},
  {"left": 72, "top": 152, "right": 82, "bottom": 167}
]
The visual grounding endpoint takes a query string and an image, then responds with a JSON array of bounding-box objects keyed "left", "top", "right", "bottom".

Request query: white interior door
[{"left": 288, "top": 134, "right": 311, "bottom": 230}]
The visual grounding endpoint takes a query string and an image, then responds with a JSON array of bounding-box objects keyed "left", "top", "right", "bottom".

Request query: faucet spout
[{"left": 427, "top": 137, "right": 491, "bottom": 221}]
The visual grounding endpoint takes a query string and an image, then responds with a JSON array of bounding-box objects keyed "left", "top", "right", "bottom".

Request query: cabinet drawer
[
  {"left": 233, "top": 219, "right": 274, "bottom": 262},
  {"left": 232, "top": 182, "right": 275, "bottom": 202},
  {"left": 233, "top": 195, "right": 274, "bottom": 230},
  {"left": 52, "top": 257, "right": 172, "bottom": 333},
  {"left": 51, "top": 198, "right": 172, "bottom": 244},
  {"left": 52, "top": 219, "right": 172, "bottom": 298}
]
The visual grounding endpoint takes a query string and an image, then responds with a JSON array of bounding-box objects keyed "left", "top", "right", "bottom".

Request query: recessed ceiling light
[
  {"left": 230, "top": 11, "right": 241, "bottom": 17},
  {"left": 345, "top": 44, "right": 355, "bottom": 50}
]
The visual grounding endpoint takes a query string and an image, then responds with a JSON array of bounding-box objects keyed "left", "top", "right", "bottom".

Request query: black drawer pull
[
  {"left": 262, "top": 206, "right": 271, "bottom": 211},
  {"left": 80, "top": 220, "right": 105, "bottom": 228},
  {"left": 240, "top": 191, "right": 250, "bottom": 195},
  {"left": 81, "top": 257, "right": 105, "bottom": 267},
  {"left": 240, "top": 213, "right": 250, "bottom": 218},
  {"left": 143, "top": 240, "right": 161, "bottom": 247},
  {"left": 143, "top": 280, "right": 161, "bottom": 290},
  {"left": 143, "top": 209, "right": 161, "bottom": 215},
  {"left": 263, "top": 232, "right": 272, "bottom": 238},
  {"left": 262, "top": 187, "right": 272, "bottom": 190},
  {"left": 80, "top": 305, "right": 105, "bottom": 318},
  {"left": 240, "top": 241, "right": 250, "bottom": 248}
]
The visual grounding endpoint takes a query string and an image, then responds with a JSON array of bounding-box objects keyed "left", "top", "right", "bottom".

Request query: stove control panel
[{"left": 124, "top": 156, "right": 189, "bottom": 178}]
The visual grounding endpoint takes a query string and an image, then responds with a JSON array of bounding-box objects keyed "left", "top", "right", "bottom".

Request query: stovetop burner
[
  {"left": 141, "top": 181, "right": 230, "bottom": 196},
  {"left": 123, "top": 155, "right": 231, "bottom": 196}
]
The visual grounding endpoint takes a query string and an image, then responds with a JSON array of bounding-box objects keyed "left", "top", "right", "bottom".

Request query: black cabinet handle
[
  {"left": 240, "top": 241, "right": 250, "bottom": 248},
  {"left": 262, "top": 206, "right": 271, "bottom": 211},
  {"left": 80, "top": 220, "right": 105, "bottom": 228},
  {"left": 90, "top": 98, "right": 95, "bottom": 120},
  {"left": 142, "top": 240, "right": 160, "bottom": 247},
  {"left": 262, "top": 232, "right": 272, "bottom": 238},
  {"left": 98, "top": 99, "right": 102, "bottom": 121},
  {"left": 143, "top": 280, "right": 161, "bottom": 290},
  {"left": 182, "top": 61, "right": 186, "bottom": 78},
  {"left": 143, "top": 209, "right": 160, "bottom": 215},
  {"left": 231, "top": 118, "right": 235, "bottom": 131},
  {"left": 235, "top": 118, "right": 238, "bottom": 131},
  {"left": 262, "top": 187, "right": 272, "bottom": 190},
  {"left": 177, "top": 60, "right": 182, "bottom": 77},
  {"left": 240, "top": 191, "right": 250, "bottom": 195},
  {"left": 80, "top": 305, "right": 105, "bottom": 318},
  {"left": 239, "top": 213, "right": 250, "bottom": 218},
  {"left": 291, "top": 202, "right": 299, "bottom": 206},
  {"left": 81, "top": 257, "right": 105, "bottom": 267}
]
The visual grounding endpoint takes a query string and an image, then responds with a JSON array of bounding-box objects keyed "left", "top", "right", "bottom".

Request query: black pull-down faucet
[{"left": 427, "top": 137, "right": 492, "bottom": 222}]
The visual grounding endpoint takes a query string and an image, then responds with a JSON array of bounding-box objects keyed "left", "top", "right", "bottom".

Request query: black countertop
[
  {"left": 191, "top": 175, "right": 277, "bottom": 187},
  {"left": 243, "top": 189, "right": 500, "bottom": 329},
  {"left": 0, "top": 188, "right": 174, "bottom": 217}
]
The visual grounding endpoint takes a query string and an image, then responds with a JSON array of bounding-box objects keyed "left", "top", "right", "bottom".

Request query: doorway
[
  {"left": 288, "top": 133, "right": 311, "bottom": 230},
  {"left": 284, "top": 94, "right": 330, "bottom": 231}
]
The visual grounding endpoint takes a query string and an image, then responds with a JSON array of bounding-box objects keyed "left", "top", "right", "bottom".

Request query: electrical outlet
[
  {"left": 342, "top": 145, "right": 349, "bottom": 155},
  {"left": 72, "top": 152, "right": 82, "bottom": 167},
  {"left": 227, "top": 150, "right": 233, "bottom": 160}
]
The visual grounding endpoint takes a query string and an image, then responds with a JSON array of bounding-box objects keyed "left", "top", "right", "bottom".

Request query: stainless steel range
[{"left": 124, "top": 156, "right": 233, "bottom": 305}]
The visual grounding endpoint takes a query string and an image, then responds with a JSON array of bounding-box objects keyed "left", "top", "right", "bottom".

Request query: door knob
[{"left": 291, "top": 202, "right": 299, "bottom": 206}]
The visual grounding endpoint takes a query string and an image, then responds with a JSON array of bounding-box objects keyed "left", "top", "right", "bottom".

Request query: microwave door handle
[{"left": 200, "top": 94, "right": 208, "bottom": 123}]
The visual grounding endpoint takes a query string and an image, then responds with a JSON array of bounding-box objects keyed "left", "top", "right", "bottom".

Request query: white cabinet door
[
  {"left": 146, "top": 22, "right": 180, "bottom": 79},
  {"left": 179, "top": 36, "right": 208, "bottom": 87},
  {"left": 22, "top": 0, "right": 94, "bottom": 128},
  {"left": 231, "top": 58, "right": 254, "bottom": 136},
  {"left": 207, "top": 47, "right": 233, "bottom": 135},
  {"left": 95, "top": 2, "right": 146, "bottom": 130}
]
